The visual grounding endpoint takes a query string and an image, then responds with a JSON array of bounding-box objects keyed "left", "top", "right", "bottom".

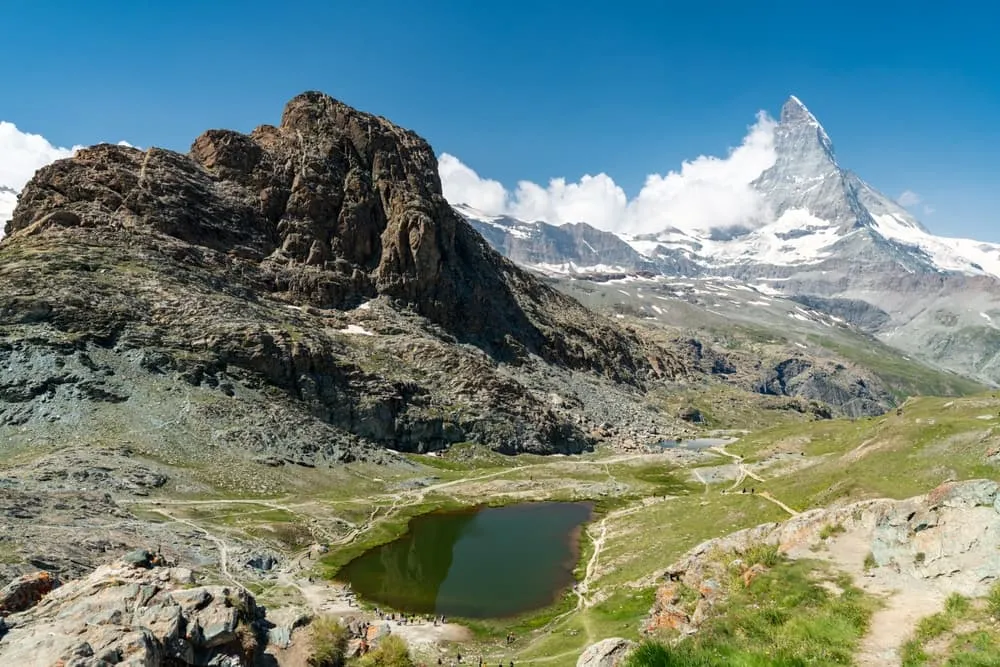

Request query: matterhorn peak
[
  {"left": 775, "top": 95, "right": 836, "bottom": 161},
  {"left": 781, "top": 95, "right": 818, "bottom": 124}
]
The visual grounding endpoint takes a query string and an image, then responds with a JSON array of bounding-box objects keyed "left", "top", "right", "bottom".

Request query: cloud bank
[
  {"left": 440, "top": 111, "right": 778, "bottom": 236},
  {"left": 0, "top": 121, "right": 82, "bottom": 191}
]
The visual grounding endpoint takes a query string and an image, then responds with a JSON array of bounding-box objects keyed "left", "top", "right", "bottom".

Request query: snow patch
[{"left": 338, "top": 324, "right": 374, "bottom": 336}]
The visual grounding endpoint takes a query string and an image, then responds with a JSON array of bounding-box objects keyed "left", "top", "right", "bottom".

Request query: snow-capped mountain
[{"left": 454, "top": 96, "right": 1000, "bottom": 384}]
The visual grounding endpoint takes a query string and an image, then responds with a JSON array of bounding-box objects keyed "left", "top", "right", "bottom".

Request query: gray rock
[
  {"left": 0, "top": 560, "right": 261, "bottom": 666},
  {"left": 123, "top": 549, "right": 154, "bottom": 569},
  {"left": 577, "top": 638, "right": 636, "bottom": 667}
]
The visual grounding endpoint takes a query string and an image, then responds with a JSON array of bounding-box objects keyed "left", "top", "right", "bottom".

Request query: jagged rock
[
  {"left": 577, "top": 638, "right": 636, "bottom": 667},
  {"left": 246, "top": 555, "right": 277, "bottom": 572},
  {"left": 124, "top": 549, "right": 155, "bottom": 569},
  {"left": 0, "top": 571, "right": 61, "bottom": 615}
]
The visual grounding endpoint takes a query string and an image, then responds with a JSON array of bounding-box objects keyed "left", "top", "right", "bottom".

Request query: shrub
[
  {"left": 359, "top": 635, "right": 415, "bottom": 667},
  {"left": 308, "top": 616, "right": 349, "bottom": 667},
  {"left": 988, "top": 581, "right": 1000, "bottom": 620},
  {"left": 944, "top": 592, "right": 969, "bottom": 615},
  {"left": 819, "top": 523, "right": 846, "bottom": 540},
  {"left": 863, "top": 552, "right": 876, "bottom": 570},
  {"left": 623, "top": 641, "right": 689, "bottom": 667},
  {"left": 742, "top": 543, "right": 781, "bottom": 568},
  {"left": 914, "top": 552, "right": 926, "bottom": 564}
]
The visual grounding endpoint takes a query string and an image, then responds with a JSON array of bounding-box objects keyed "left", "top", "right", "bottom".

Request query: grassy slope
[{"left": 625, "top": 558, "right": 878, "bottom": 667}]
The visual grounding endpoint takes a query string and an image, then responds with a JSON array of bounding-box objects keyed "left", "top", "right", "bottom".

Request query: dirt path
[
  {"left": 153, "top": 509, "right": 249, "bottom": 595},
  {"left": 692, "top": 469, "right": 709, "bottom": 494},
  {"left": 758, "top": 491, "right": 799, "bottom": 516},
  {"left": 799, "top": 526, "right": 945, "bottom": 667}
]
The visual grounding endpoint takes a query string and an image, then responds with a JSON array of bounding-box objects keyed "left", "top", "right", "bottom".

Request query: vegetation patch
[{"left": 629, "top": 559, "right": 877, "bottom": 666}]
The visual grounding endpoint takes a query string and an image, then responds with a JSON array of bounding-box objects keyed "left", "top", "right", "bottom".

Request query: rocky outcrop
[
  {"left": 577, "top": 637, "right": 636, "bottom": 667},
  {"left": 0, "top": 557, "right": 264, "bottom": 666},
  {"left": 0, "top": 571, "right": 61, "bottom": 616},
  {"left": 646, "top": 479, "right": 1000, "bottom": 635}
]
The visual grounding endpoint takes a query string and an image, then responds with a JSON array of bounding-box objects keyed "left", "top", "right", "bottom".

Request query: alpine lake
[{"left": 336, "top": 501, "right": 594, "bottom": 619}]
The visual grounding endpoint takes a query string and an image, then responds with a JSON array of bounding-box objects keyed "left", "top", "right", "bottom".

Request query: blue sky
[{"left": 3, "top": 0, "right": 999, "bottom": 239}]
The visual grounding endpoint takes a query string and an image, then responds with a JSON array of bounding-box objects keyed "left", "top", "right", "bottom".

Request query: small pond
[
  {"left": 656, "top": 437, "right": 734, "bottom": 450},
  {"left": 336, "top": 501, "right": 593, "bottom": 619}
]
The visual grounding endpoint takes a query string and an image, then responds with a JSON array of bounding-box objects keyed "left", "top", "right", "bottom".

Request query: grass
[
  {"left": 726, "top": 393, "right": 1000, "bottom": 511},
  {"left": 306, "top": 616, "right": 349, "bottom": 667},
  {"left": 811, "top": 334, "right": 986, "bottom": 401},
  {"left": 900, "top": 589, "right": 1000, "bottom": 667},
  {"left": 819, "top": 523, "right": 846, "bottom": 540},
  {"left": 625, "top": 559, "right": 877, "bottom": 666},
  {"left": 359, "top": 634, "right": 416, "bottom": 667}
]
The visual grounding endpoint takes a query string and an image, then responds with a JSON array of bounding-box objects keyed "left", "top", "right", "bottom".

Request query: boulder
[
  {"left": 0, "top": 571, "right": 61, "bottom": 615},
  {"left": 577, "top": 638, "right": 636, "bottom": 667}
]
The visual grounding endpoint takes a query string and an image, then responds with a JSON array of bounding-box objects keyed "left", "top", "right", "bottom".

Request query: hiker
[
  {"left": 457, "top": 653, "right": 462, "bottom": 663},
  {"left": 741, "top": 487, "right": 746, "bottom": 494},
  {"left": 751, "top": 487, "right": 755, "bottom": 494}
]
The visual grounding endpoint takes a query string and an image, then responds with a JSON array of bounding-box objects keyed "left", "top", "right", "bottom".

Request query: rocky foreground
[{"left": 634, "top": 478, "right": 1000, "bottom": 665}]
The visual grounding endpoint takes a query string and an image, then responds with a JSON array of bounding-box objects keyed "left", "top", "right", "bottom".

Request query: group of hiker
[
  {"left": 371, "top": 606, "right": 445, "bottom": 626},
  {"left": 434, "top": 657, "right": 516, "bottom": 667}
]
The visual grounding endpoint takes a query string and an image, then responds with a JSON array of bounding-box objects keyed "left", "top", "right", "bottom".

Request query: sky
[{"left": 2, "top": 0, "right": 999, "bottom": 240}]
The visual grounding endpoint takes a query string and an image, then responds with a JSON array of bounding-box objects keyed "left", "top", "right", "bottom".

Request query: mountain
[
  {"left": 455, "top": 203, "right": 657, "bottom": 276},
  {"left": 457, "top": 96, "right": 1000, "bottom": 385},
  {"left": 3, "top": 91, "right": 689, "bottom": 464}
]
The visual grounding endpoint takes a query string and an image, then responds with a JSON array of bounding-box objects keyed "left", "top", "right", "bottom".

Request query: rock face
[
  {"left": 0, "top": 558, "right": 263, "bottom": 666},
  {"left": 0, "top": 91, "right": 691, "bottom": 461}
]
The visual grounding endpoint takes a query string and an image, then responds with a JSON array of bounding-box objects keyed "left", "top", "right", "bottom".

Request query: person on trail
[{"left": 751, "top": 487, "right": 755, "bottom": 494}]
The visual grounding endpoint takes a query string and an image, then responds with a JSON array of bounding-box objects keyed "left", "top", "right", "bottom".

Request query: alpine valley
[{"left": 3, "top": 92, "right": 1000, "bottom": 667}]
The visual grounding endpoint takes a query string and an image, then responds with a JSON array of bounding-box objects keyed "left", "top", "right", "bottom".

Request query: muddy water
[{"left": 337, "top": 501, "right": 594, "bottom": 618}]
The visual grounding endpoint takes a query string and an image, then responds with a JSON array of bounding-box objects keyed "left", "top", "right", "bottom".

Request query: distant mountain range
[{"left": 455, "top": 97, "right": 1000, "bottom": 385}]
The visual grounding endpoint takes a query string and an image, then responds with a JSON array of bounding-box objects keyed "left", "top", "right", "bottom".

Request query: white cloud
[
  {"left": 0, "top": 121, "right": 83, "bottom": 191},
  {"left": 439, "top": 111, "right": 778, "bottom": 236},
  {"left": 898, "top": 190, "right": 922, "bottom": 208},
  {"left": 923, "top": 204, "right": 935, "bottom": 215},
  {"left": 438, "top": 153, "right": 508, "bottom": 215}
]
